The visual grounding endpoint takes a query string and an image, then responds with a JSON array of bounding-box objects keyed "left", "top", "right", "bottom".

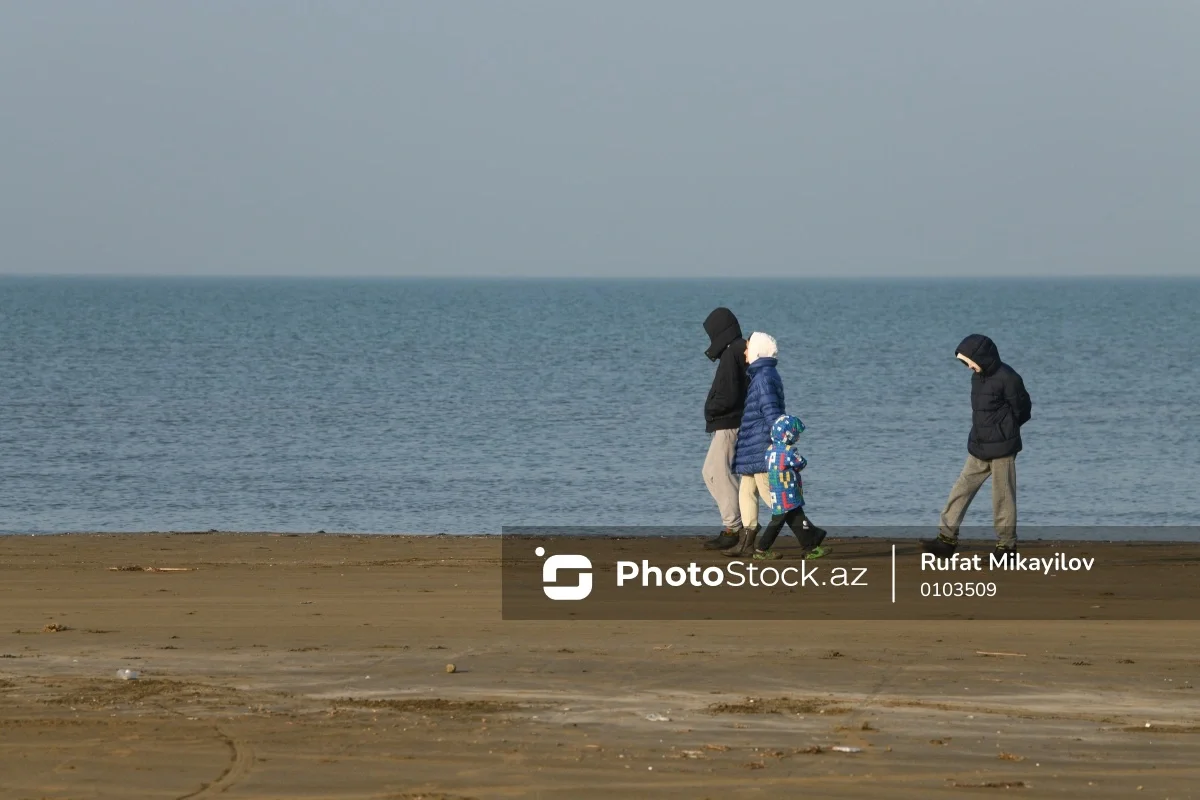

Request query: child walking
[
  {"left": 753, "top": 414, "right": 828, "bottom": 560},
  {"left": 724, "top": 332, "right": 784, "bottom": 557}
]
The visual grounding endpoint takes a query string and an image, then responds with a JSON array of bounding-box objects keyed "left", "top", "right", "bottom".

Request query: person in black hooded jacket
[
  {"left": 924, "top": 334, "right": 1032, "bottom": 557},
  {"left": 701, "top": 307, "right": 748, "bottom": 550}
]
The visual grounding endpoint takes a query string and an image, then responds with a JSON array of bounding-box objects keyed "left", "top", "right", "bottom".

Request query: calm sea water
[{"left": 1, "top": 277, "right": 1197, "bottom": 534}]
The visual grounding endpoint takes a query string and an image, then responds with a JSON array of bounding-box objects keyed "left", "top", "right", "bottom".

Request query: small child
[
  {"left": 725, "top": 332, "right": 785, "bottom": 557},
  {"left": 753, "top": 414, "right": 829, "bottom": 560}
]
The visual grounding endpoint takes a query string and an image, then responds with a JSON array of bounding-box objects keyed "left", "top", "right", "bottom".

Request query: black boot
[
  {"left": 921, "top": 536, "right": 958, "bottom": 557},
  {"left": 992, "top": 544, "right": 1016, "bottom": 565},
  {"left": 704, "top": 526, "right": 741, "bottom": 550},
  {"left": 723, "top": 527, "right": 758, "bottom": 558}
]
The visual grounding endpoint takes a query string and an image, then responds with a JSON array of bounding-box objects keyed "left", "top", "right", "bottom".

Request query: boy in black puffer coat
[{"left": 924, "top": 334, "right": 1032, "bottom": 557}]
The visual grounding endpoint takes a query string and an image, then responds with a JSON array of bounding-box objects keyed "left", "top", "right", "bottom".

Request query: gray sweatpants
[
  {"left": 938, "top": 454, "right": 1017, "bottom": 547},
  {"left": 703, "top": 428, "right": 742, "bottom": 530}
]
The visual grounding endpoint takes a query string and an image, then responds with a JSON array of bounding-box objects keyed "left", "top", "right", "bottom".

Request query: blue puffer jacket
[{"left": 733, "top": 357, "right": 786, "bottom": 475}]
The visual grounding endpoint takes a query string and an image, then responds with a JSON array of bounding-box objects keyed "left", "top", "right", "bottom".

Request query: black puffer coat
[
  {"left": 956, "top": 334, "right": 1032, "bottom": 461},
  {"left": 703, "top": 308, "right": 747, "bottom": 432}
]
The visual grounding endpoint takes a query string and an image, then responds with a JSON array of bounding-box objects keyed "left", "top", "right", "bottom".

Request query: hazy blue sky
[{"left": 2, "top": 2, "right": 1197, "bottom": 277}]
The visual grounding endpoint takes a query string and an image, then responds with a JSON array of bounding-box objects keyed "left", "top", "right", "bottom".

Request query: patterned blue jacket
[{"left": 766, "top": 414, "right": 807, "bottom": 513}]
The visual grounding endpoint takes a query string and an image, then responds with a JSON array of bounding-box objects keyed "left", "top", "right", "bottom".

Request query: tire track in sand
[{"left": 177, "top": 726, "right": 254, "bottom": 799}]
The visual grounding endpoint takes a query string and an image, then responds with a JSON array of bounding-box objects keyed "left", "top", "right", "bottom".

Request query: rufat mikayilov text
[
  {"left": 921, "top": 552, "right": 1096, "bottom": 574},
  {"left": 616, "top": 560, "right": 869, "bottom": 589}
]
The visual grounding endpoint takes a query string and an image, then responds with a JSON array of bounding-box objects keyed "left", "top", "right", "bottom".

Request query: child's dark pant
[{"left": 757, "top": 507, "right": 821, "bottom": 551}]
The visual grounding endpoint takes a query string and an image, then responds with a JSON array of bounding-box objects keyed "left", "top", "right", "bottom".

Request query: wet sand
[{"left": 1, "top": 534, "right": 1197, "bottom": 799}]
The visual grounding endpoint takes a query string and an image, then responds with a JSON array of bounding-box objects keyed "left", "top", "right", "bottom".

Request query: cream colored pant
[{"left": 738, "top": 473, "right": 772, "bottom": 530}]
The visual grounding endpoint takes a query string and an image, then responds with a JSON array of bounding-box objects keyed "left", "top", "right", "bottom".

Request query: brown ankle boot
[
  {"left": 739, "top": 526, "right": 759, "bottom": 556},
  {"left": 723, "top": 526, "right": 758, "bottom": 557}
]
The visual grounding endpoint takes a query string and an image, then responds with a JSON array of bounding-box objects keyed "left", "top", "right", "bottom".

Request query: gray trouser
[
  {"left": 703, "top": 428, "right": 742, "bottom": 529},
  {"left": 938, "top": 454, "right": 1017, "bottom": 547}
]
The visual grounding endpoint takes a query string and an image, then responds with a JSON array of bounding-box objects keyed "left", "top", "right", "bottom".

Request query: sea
[{"left": 1, "top": 277, "right": 1197, "bottom": 535}]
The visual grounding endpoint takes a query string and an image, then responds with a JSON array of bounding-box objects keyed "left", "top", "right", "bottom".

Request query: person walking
[
  {"left": 749, "top": 414, "right": 828, "bottom": 560},
  {"left": 724, "top": 331, "right": 784, "bottom": 556},
  {"left": 924, "top": 334, "right": 1032, "bottom": 557},
  {"left": 701, "top": 307, "right": 748, "bottom": 550}
]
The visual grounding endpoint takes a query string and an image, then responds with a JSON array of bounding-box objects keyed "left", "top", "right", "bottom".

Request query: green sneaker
[
  {"left": 805, "top": 545, "right": 830, "bottom": 560},
  {"left": 752, "top": 549, "right": 782, "bottom": 560}
]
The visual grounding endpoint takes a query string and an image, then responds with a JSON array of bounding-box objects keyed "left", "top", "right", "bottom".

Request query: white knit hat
[{"left": 745, "top": 331, "right": 778, "bottom": 363}]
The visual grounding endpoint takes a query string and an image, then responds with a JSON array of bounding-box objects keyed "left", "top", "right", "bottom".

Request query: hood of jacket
[
  {"left": 956, "top": 333, "right": 1000, "bottom": 376},
  {"left": 703, "top": 307, "right": 743, "bottom": 361},
  {"left": 745, "top": 331, "right": 778, "bottom": 364},
  {"left": 770, "top": 414, "right": 805, "bottom": 446}
]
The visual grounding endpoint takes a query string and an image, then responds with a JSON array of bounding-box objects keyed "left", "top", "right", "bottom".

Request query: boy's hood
[
  {"left": 955, "top": 333, "right": 1000, "bottom": 376},
  {"left": 703, "top": 307, "right": 743, "bottom": 361},
  {"left": 745, "top": 331, "right": 778, "bottom": 364},
  {"left": 771, "top": 414, "right": 805, "bottom": 446}
]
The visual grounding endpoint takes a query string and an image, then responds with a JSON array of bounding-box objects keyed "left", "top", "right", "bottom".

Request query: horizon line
[{"left": 2, "top": 273, "right": 1197, "bottom": 282}]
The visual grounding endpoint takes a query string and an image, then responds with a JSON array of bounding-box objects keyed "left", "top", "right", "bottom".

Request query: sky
[{"left": 1, "top": 2, "right": 1197, "bottom": 278}]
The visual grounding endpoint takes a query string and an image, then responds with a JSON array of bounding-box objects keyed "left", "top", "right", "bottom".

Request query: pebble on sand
[{"left": 446, "top": 663, "right": 457, "bottom": 673}]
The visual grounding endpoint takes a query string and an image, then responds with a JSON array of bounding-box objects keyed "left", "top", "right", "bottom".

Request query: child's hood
[
  {"left": 770, "top": 414, "right": 805, "bottom": 446},
  {"left": 746, "top": 331, "right": 778, "bottom": 364}
]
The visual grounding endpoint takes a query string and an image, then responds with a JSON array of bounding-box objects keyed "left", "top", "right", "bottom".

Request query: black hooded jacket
[
  {"left": 703, "top": 307, "right": 748, "bottom": 432},
  {"left": 956, "top": 334, "right": 1032, "bottom": 461}
]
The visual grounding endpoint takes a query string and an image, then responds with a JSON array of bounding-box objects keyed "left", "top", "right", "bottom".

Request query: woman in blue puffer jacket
[{"left": 726, "top": 332, "right": 785, "bottom": 555}]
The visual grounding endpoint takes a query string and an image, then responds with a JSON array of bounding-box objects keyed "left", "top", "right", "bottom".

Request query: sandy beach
[{"left": 1, "top": 534, "right": 1197, "bottom": 799}]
